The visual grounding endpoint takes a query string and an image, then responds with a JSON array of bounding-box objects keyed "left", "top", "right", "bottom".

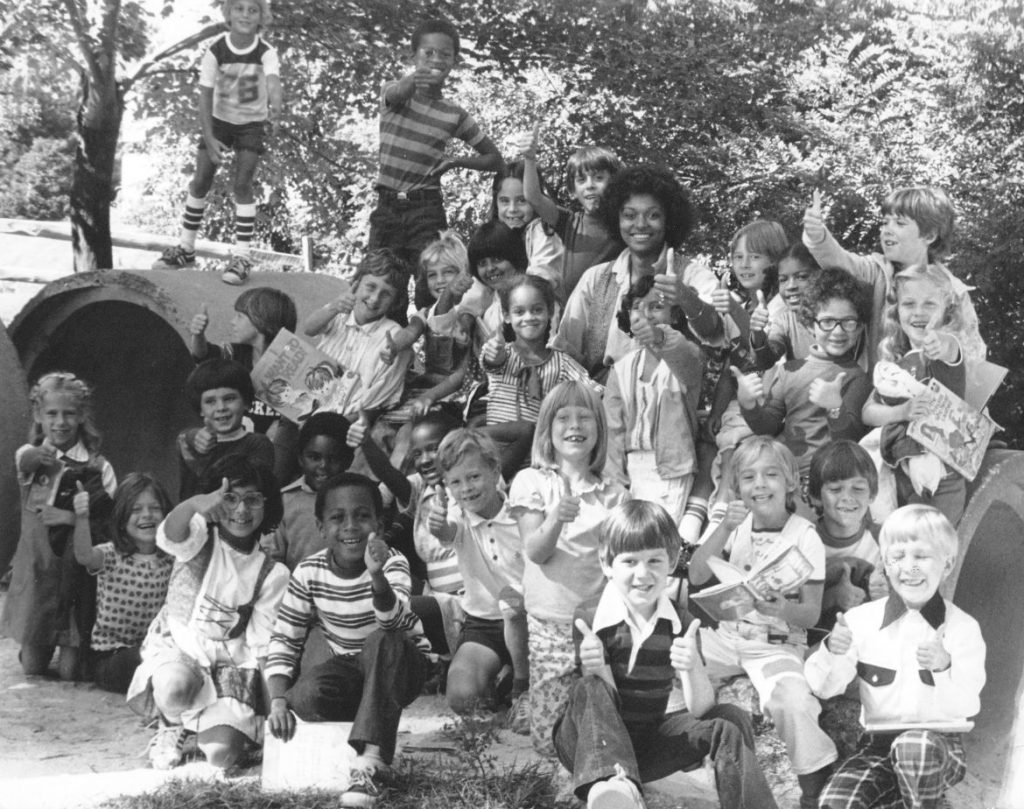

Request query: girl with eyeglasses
[
  {"left": 731, "top": 269, "right": 873, "bottom": 511},
  {"left": 127, "top": 455, "right": 288, "bottom": 772}
]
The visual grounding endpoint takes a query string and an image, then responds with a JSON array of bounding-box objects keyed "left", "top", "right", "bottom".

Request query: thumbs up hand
[
  {"left": 346, "top": 410, "right": 370, "bottom": 449},
  {"left": 750, "top": 290, "right": 770, "bottom": 333},
  {"left": 671, "top": 619, "right": 702, "bottom": 673},
  {"left": 379, "top": 330, "right": 399, "bottom": 365},
  {"left": 721, "top": 499, "right": 750, "bottom": 532},
  {"left": 427, "top": 487, "right": 449, "bottom": 536},
  {"left": 803, "top": 188, "right": 827, "bottom": 244},
  {"left": 834, "top": 561, "right": 867, "bottom": 610},
  {"left": 189, "top": 303, "right": 209, "bottom": 337},
  {"left": 196, "top": 477, "right": 232, "bottom": 523},
  {"left": 731, "top": 365, "right": 765, "bottom": 408},
  {"left": 482, "top": 330, "right": 507, "bottom": 366},
  {"left": 37, "top": 438, "right": 58, "bottom": 467},
  {"left": 574, "top": 618, "right": 607, "bottom": 674},
  {"left": 193, "top": 426, "right": 216, "bottom": 455},
  {"left": 826, "top": 612, "right": 854, "bottom": 655},
  {"left": 921, "top": 310, "right": 956, "bottom": 363},
  {"left": 330, "top": 288, "right": 356, "bottom": 317},
  {"left": 510, "top": 123, "right": 539, "bottom": 159},
  {"left": 555, "top": 492, "right": 581, "bottom": 524},
  {"left": 364, "top": 531, "right": 389, "bottom": 576},
  {"left": 447, "top": 273, "right": 474, "bottom": 302},
  {"left": 808, "top": 371, "right": 847, "bottom": 411},
  {"left": 73, "top": 480, "right": 90, "bottom": 519},
  {"left": 917, "top": 627, "right": 951, "bottom": 671}
]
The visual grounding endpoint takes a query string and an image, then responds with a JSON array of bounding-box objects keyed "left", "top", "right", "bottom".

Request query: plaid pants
[{"left": 820, "top": 730, "right": 966, "bottom": 809}]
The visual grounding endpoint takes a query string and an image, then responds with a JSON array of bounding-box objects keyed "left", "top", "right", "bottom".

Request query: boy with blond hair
[{"left": 805, "top": 504, "right": 986, "bottom": 809}]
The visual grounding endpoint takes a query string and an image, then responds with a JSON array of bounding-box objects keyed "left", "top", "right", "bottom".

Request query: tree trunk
[{"left": 70, "top": 65, "right": 122, "bottom": 272}]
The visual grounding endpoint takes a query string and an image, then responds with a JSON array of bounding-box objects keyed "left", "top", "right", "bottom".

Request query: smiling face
[
  {"left": 551, "top": 405, "right": 598, "bottom": 464},
  {"left": 300, "top": 435, "right": 345, "bottom": 491},
  {"left": 125, "top": 488, "right": 165, "bottom": 552},
  {"left": 777, "top": 257, "right": 815, "bottom": 312},
  {"left": 736, "top": 451, "right": 793, "bottom": 529},
  {"left": 424, "top": 261, "right": 460, "bottom": 300},
  {"left": 496, "top": 177, "right": 535, "bottom": 230},
  {"left": 352, "top": 274, "right": 398, "bottom": 325},
  {"left": 225, "top": 0, "right": 262, "bottom": 41},
  {"left": 218, "top": 482, "right": 266, "bottom": 542},
  {"left": 731, "top": 236, "right": 772, "bottom": 292},
  {"left": 442, "top": 450, "right": 503, "bottom": 518},
  {"left": 200, "top": 387, "right": 246, "bottom": 436},
  {"left": 320, "top": 485, "right": 381, "bottom": 571},
  {"left": 883, "top": 537, "right": 953, "bottom": 609},
  {"left": 818, "top": 476, "right": 873, "bottom": 538},
  {"left": 574, "top": 170, "right": 612, "bottom": 214},
  {"left": 897, "top": 277, "right": 946, "bottom": 348},
  {"left": 880, "top": 212, "right": 933, "bottom": 266},
  {"left": 413, "top": 32, "right": 456, "bottom": 85},
  {"left": 619, "top": 193, "right": 666, "bottom": 260},
  {"left": 602, "top": 547, "right": 673, "bottom": 620},
  {"left": 409, "top": 422, "right": 446, "bottom": 486},
  {"left": 36, "top": 391, "right": 83, "bottom": 451},
  {"left": 476, "top": 257, "right": 518, "bottom": 293},
  {"left": 505, "top": 284, "right": 551, "bottom": 344},
  {"left": 812, "top": 298, "right": 863, "bottom": 357}
]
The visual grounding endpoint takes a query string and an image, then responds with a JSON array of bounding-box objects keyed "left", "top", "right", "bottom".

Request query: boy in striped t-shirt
[
  {"left": 370, "top": 18, "right": 502, "bottom": 302},
  {"left": 555, "top": 501, "right": 778, "bottom": 809},
  {"left": 266, "top": 472, "right": 430, "bottom": 808}
]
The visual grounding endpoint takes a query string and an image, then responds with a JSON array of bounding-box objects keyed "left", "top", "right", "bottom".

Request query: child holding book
[
  {"left": 688, "top": 435, "right": 837, "bottom": 809},
  {"left": 805, "top": 504, "right": 986, "bottom": 809},
  {"left": 555, "top": 499, "right": 779, "bottom": 809}
]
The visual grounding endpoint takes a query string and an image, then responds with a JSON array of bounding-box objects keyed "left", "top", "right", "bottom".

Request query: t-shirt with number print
[{"left": 199, "top": 33, "right": 280, "bottom": 125}]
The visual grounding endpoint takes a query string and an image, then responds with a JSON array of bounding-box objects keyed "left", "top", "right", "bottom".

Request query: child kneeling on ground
[
  {"left": 554, "top": 500, "right": 778, "bottom": 809},
  {"left": 805, "top": 504, "right": 986, "bottom": 809},
  {"left": 265, "top": 472, "right": 431, "bottom": 809}
]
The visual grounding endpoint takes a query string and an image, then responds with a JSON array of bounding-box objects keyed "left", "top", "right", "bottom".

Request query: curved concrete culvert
[{"left": 0, "top": 320, "right": 31, "bottom": 574}]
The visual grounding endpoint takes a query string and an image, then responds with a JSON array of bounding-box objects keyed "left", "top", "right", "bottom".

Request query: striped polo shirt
[
  {"left": 376, "top": 85, "right": 485, "bottom": 192},
  {"left": 199, "top": 33, "right": 279, "bottom": 124}
]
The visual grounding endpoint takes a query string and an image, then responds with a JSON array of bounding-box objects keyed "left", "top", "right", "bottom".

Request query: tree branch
[
  {"left": 125, "top": 22, "right": 224, "bottom": 90},
  {"left": 61, "top": 0, "right": 103, "bottom": 89}
]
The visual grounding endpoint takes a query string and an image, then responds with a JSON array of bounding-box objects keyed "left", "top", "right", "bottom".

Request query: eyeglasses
[
  {"left": 814, "top": 317, "right": 861, "bottom": 333},
  {"left": 223, "top": 492, "right": 266, "bottom": 509}
]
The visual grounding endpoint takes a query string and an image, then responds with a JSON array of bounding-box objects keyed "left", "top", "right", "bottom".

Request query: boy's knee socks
[
  {"left": 680, "top": 496, "right": 709, "bottom": 544},
  {"left": 180, "top": 194, "right": 207, "bottom": 250},
  {"left": 235, "top": 202, "right": 257, "bottom": 254}
]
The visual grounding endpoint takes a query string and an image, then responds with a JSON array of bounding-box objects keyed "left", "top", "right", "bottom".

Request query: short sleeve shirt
[
  {"left": 199, "top": 33, "right": 280, "bottom": 124},
  {"left": 90, "top": 544, "right": 173, "bottom": 651}
]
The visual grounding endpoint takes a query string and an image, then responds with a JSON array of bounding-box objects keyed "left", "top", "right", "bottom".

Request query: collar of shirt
[
  {"left": 215, "top": 426, "right": 247, "bottom": 443},
  {"left": 591, "top": 583, "right": 682, "bottom": 673},
  {"left": 58, "top": 441, "right": 89, "bottom": 463},
  {"left": 881, "top": 590, "right": 946, "bottom": 630},
  {"left": 460, "top": 495, "right": 515, "bottom": 528},
  {"left": 281, "top": 477, "right": 314, "bottom": 495},
  {"left": 339, "top": 311, "right": 390, "bottom": 335}
]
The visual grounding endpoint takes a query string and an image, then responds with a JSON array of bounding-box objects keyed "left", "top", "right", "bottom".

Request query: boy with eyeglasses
[{"left": 731, "top": 269, "right": 873, "bottom": 484}]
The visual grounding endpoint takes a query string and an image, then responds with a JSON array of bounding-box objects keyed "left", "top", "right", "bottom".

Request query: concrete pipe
[{"left": 0, "top": 321, "right": 31, "bottom": 574}]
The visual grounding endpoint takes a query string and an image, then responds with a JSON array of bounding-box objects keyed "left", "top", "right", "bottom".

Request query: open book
[{"left": 690, "top": 545, "right": 814, "bottom": 623}]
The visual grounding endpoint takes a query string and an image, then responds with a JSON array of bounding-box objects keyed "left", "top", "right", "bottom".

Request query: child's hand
[
  {"left": 555, "top": 493, "right": 581, "bottom": 524},
  {"left": 364, "top": 531, "right": 389, "bottom": 575},
  {"left": 711, "top": 273, "right": 733, "bottom": 315},
  {"left": 730, "top": 365, "right": 765, "bottom": 408},
  {"left": 867, "top": 564, "right": 889, "bottom": 600},
  {"left": 509, "top": 125, "right": 538, "bottom": 160},
  {"left": 267, "top": 698, "right": 295, "bottom": 742},
  {"left": 34, "top": 438, "right": 59, "bottom": 467},
  {"left": 194, "top": 477, "right": 232, "bottom": 524},
  {"left": 917, "top": 627, "right": 951, "bottom": 671},
  {"left": 832, "top": 562, "right": 867, "bottom": 611},
  {"left": 632, "top": 319, "right": 665, "bottom": 349},
  {"left": 379, "top": 331, "right": 399, "bottom": 365},
  {"left": 427, "top": 487, "right": 449, "bottom": 535},
  {"left": 193, "top": 427, "right": 216, "bottom": 455},
  {"left": 447, "top": 273, "right": 474, "bottom": 302},
  {"left": 482, "top": 331, "right": 507, "bottom": 366},
  {"left": 205, "top": 136, "right": 228, "bottom": 165},
  {"left": 826, "top": 612, "right": 853, "bottom": 655},
  {"left": 803, "top": 189, "right": 826, "bottom": 244},
  {"left": 808, "top": 371, "right": 847, "bottom": 412},
  {"left": 409, "top": 395, "right": 434, "bottom": 418},
  {"left": 346, "top": 411, "right": 370, "bottom": 449},
  {"left": 330, "top": 290, "right": 356, "bottom": 317},
  {"left": 750, "top": 291, "right": 770, "bottom": 333},
  {"left": 651, "top": 273, "right": 681, "bottom": 306},
  {"left": 921, "top": 325, "right": 956, "bottom": 363},
  {"left": 574, "top": 618, "right": 607, "bottom": 674},
  {"left": 432, "top": 158, "right": 456, "bottom": 178},
  {"left": 753, "top": 589, "right": 787, "bottom": 618},
  {"left": 73, "top": 481, "right": 90, "bottom": 519},
  {"left": 670, "top": 618, "right": 702, "bottom": 673},
  {"left": 189, "top": 303, "right": 209, "bottom": 337},
  {"left": 902, "top": 392, "right": 932, "bottom": 421},
  {"left": 37, "top": 504, "right": 75, "bottom": 527},
  {"left": 412, "top": 66, "right": 445, "bottom": 92},
  {"left": 720, "top": 499, "right": 750, "bottom": 532}
]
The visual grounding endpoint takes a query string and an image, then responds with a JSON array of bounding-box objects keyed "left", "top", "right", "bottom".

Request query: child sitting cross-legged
[
  {"left": 266, "top": 472, "right": 431, "bottom": 809},
  {"left": 806, "top": 504, "right": 986, "bottom": 809},
  {"left": 554, "top": 499, "right": 779, "bottom": 809},
  {"left": 688, "top": 435, "right": 837, "bottom": 809},
  {"left": 427, "top": 428, "right": 529, "bottom": 719}
]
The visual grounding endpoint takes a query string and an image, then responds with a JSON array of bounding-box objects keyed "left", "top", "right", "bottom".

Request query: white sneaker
[
  {"left": 146, "top": 724, "right": 191, "bottom": 770},
  {"left": 587, "top": 763, "right": 645, "bottom": 809}
]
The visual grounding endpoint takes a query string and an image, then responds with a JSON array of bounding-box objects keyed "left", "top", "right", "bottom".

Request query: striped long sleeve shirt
[{"left": 266, "top": 548, "right": 429, "bottom": 680}]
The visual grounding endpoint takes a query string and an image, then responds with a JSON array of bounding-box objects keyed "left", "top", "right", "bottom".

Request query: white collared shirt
[{"left": 591, "top": 584, "right": 682, "bottom": 673}]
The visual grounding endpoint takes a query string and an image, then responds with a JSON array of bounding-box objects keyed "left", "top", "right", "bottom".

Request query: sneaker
[
  {"left": 587, "top": 764, "right": 645, "bottom": 809},
  {"left": 146, "top": 723, "right": 191, "bottom": 770},
  {"left": 506, "top": 691, "right": 530, "bottom": 735},
  {"left": 152, "top": 245, "right": 196, "bottom": 269},
  {"left": 340, "top": 767, "right": 382, "bottom": 808},
  {"left": 221, "top": 254, "right": 253, "bottom": 285}
]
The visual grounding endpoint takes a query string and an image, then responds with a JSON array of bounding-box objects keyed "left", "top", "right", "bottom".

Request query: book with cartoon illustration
[
  {"left": 690, "top": 545, "right": 814, "bottom": 623},
  {"left": 907, "top": 378, "right": 997, "bottom": 481},
  {"left": 250, "top": 330, "right": 362, "bottom": 423}
]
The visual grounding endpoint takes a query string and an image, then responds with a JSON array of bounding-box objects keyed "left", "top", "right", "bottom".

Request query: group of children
[{"left": 1, "top": 9, "right": 993, "bottom": 809}]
